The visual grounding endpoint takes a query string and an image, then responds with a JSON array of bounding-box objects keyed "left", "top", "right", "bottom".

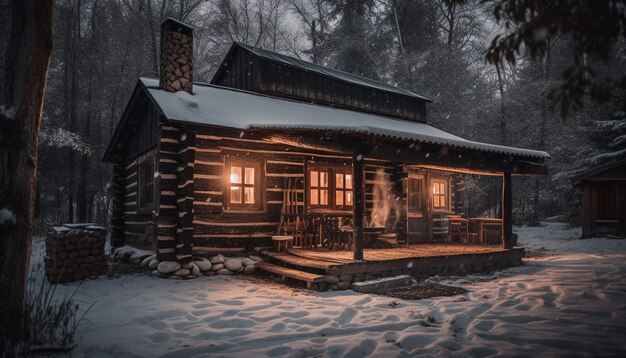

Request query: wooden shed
[
  {"left": 572, "top": 156, "right": 626, "bottom": 238},
  {"left": 102, "top": 19, "right": 549, "bottom": 282}
]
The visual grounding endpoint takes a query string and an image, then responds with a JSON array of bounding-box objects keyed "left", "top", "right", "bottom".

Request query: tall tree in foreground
[{"left": 0, "top": 0, "right": 54, "bottom": 346}]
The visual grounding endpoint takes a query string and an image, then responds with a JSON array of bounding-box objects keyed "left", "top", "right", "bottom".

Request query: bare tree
[{"left": 0, "top": 0, "right": 54, "bottom": 346}]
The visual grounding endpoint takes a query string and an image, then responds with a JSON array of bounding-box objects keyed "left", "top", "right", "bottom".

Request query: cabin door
[{"left": 406, "top": 174, "right": 427, "bottom": 243}]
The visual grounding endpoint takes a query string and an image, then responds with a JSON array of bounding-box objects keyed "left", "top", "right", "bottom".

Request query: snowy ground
[{"left": 36, "top": 223, "right": 626, "bottom": 357}]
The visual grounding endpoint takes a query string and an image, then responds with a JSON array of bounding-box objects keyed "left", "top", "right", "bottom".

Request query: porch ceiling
[{"left": 254, "top": 129, "right": 548, "bottom": 176}]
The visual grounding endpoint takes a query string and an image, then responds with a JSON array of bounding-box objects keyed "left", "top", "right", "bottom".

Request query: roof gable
[
  {"left": 228, "top": 42, "right": 432, "bottom": 101},
  {"left": 210, "top": 42, "right": 430, "bottom": 123}
]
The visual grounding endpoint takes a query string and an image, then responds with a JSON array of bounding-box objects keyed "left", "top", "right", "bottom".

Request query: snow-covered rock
[
  {"left": 190, "top": 263, "right": 200, "bottom": 276},
  {"left": 224, "top": 258, "right": 243, "bottom": 272},
  {"left": 141, "top": 255, "right": 155, "bottom": 268},
  {"left": 131, "top": 252, "right": 151, "bottom": 263},
  {"left": 211, "top": 263, "right": 224, "bottom": 271},
  {"left": 210, "top": 255, "right": 225, "bottom": 264},
  {"left": 194, "top": 259, "right": 212, "bottom": 272},
  {"left": 241, "top": 258, "right": 256, "bottom": 266},
  {"left": 158, "top": 261, "right": 181, "bottom": 274},
  {"left": 174, "top": 268, "right": 191, "bottom": 277},
  {"left": 148, "top": 258, "right": 159, "bottom": 270}
]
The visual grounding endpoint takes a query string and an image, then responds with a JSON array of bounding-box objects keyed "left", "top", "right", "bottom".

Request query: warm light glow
[{"left": 230, "top": 166, "right": 242, "bottom": 184}]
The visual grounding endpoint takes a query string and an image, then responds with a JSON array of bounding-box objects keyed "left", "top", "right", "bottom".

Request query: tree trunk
[
  {"left": 0, "top": 0, "right": 54, "bottom": 346},
  {"left": 533, "top": 43, "right": 550, "bottom": 225}
]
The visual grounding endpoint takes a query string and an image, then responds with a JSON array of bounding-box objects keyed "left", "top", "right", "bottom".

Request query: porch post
[
  {"left": 352, "top": 146, "right": 365, "bottom": 260},
  {"left": 502, "top": 169, "right": 513, "bottom": 249}
]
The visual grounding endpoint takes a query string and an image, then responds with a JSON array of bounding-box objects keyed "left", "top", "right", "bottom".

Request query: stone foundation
[
  {"left": 309, "top": 257, "right": 524, "bottom": 292},
  {"left": 45, "top": 224, "right": 108, "bottom": 283},
  {"left": 111, "top": 246, "right": 261, "bottom": 279}
]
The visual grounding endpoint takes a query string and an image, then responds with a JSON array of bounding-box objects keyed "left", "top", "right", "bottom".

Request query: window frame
[
  {"left": 225, "top": 157, "right": 264, "bottom": 212},
  {"left": 137, "top": 156, "right": 155, "bottom": 213},
  {"left": 307, "top": 164, "right": 353, "bottom": 210},
  {"left": 431, "top": 178, "right": 449, "bottom": 212}
]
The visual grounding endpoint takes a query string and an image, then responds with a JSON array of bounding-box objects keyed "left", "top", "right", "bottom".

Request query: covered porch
[{"left": 253, "top": 127, "right": 549, "bottom": 261}]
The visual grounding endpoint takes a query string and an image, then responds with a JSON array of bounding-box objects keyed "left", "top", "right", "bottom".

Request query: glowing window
[
  {"left": 432, "top": 180, "right": 447, "bottom": 209},
  {"left": 226, "top": 159, "right": 262, "bottom": 210},
  {"left": 308, "top": 166, "right": 353, "bottom": 208}
]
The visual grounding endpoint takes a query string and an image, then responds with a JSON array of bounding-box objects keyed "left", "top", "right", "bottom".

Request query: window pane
[
  {"left": 244, "top": 187, "right": 255, "bottom": 204},
  {"left": 244, "top": 167, "right": 255, "bottom": 184},
  {"left": 230, "top": 166, "right": 242, "bottom": 184},
  {"left": 434, "top": 196, "right": 440, "bottom": 207},
  {"left": 320, "top": 172, "right": 328, "bottom": 187},
  {"left": 440, "top": 183, "right": 446, "bottom": 193},
  {"left": 336, "top": 173, "right": 344, "bottom": 188},
  {"left": 336, "top": 190, "right": 344, "bottom": 205},
  {"left": 310, "top": 171, "right": 318, "bottom": 187},
  {"left": 345, "top": 174, "right": 353, "bottom": 189},
  {"left": 320, "top": 189, "right": 328, "bottom": 205},
  {"left": 230, "top": 187, "right": 242, "bottom": 203},
  {"left": 310, "top": 189, "right": 319, "bottom": 205},
  {"left": 346, "top": 191, "right": 353, "bottom": 206},
  {"left": 433, "top": 183, "right": 439, "bottom": 194},
  {"left": 440, "top": 196, "right": 446, "bottom": 207}
]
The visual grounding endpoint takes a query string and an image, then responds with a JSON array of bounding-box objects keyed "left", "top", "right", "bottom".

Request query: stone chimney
[{"left": 160, "top": 18, "right": 193, "bottom": 93}]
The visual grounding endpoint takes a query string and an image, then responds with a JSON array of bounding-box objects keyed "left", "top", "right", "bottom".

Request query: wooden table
[{"left": 469, "top": 218, "right": 502, "bottom": 244}]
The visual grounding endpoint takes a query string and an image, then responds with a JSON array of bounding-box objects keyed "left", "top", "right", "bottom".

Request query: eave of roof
[
  {"left": 140, "top": 78, "right": 550, "bottom": 161},
  {"left": 571, "top": 155, "right": 626, "bottom": 185}
]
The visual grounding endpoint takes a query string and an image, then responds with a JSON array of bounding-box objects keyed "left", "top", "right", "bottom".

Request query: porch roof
[{"left": 140, "top": 78, "right": 550, "bottom": 160}]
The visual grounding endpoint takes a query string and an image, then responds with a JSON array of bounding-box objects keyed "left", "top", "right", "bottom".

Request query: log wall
[
  {"left": 149, "top": 126, "right": 468, "bottom": 255},
  {"left": 189, "top": 131, "right": 404, "bottom": 251},
  {"left": 122, "top": 151, "right": 156, "bottom": 247}
]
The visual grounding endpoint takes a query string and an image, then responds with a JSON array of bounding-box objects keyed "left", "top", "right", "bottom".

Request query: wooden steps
[
  {"left": 286, "top": 248, "right": 355, "bottom": 264},
  {"left": 255, "top": 262, "right": 324, "bottom": 288},
  {"left": 261, "top": 250, "right": 336, "bottom": 270}
]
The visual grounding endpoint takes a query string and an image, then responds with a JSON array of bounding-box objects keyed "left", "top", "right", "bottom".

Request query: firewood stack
[
  {"left": 45, "top": 224, "right": 108, "bottom": 283},
  {"left": 159, "top": 18, "right": 193, "bottom": 93}
]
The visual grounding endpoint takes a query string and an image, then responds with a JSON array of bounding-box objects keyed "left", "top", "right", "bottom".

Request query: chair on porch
[
  {"left": 320, "top": 216, "right": 352, "bottom": 250},
  {"left": 447, "top": 215, "right": 476, "bottom": 244},
  {"left": 276, "top": 178, "right": 308, "bottom": 247}
]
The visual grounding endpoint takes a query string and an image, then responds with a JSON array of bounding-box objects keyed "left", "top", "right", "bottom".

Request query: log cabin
[
  {"left": 103, "top": 19, "right": 549, "bottom": 280},
  {"left": 572, "top": 156, "right": 626, "bottom": 238}
]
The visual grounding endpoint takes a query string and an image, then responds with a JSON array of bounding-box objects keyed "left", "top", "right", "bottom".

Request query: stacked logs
[
  {"left": 160, "top": 18, "right": 193, "bottom": 93},
  {"left": 45, "top": 225, "right": 108, "bottom": 283}
]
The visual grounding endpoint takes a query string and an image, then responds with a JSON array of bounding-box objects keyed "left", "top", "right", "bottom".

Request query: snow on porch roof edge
[{"left": 140, "top": 78, "right": 550, "bottom": 160}]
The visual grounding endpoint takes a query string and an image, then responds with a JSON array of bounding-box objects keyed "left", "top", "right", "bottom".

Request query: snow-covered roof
[
  {"left": 141, "top": 78, "right": 549, "bottom": 160},
  {"left": 232, "top": 42, "right": 433, "bottom": 102}
]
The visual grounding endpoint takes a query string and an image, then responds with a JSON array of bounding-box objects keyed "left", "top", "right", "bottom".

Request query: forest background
[{"left": 1, "top": 0, "right": 624, "bottom": 231}]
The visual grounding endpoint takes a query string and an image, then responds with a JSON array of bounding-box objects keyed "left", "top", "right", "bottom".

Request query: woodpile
[
  {"left": 45, "top": 224, "right": 108, "bottom": 283},
  {"left": 160, "top": 19, "right": 193, "bottom": 93}
]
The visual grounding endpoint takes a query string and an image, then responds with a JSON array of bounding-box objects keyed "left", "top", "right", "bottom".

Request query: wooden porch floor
[
  {"left": 287, "top": 243, "right": 508, "bottom": 264},
  {"left": 257, "top": 243, "right": 525, "bottom": 288}
]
